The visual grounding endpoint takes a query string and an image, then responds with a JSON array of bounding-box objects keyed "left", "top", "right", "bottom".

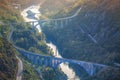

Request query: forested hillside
[
  {"left": 42, "top": 0, "right": 120, "bottom": 79},
  {"left": 0, "top": 0, "right": 41, "bottom": 79},
  {"left": 0, "top": 38, "right": 17, "bottom": 80},
  {"left": 0, "top": 0, "right": 67, "bottom": 80},
  {"left": 1, "top": 0, "right": 120, "bottom": 80},
  {"left": 39, "top": 0, "right": 83, "bottom": 17},
  {"left": 10, "top": 0, "right": 43, "bottom": 8},
  {"left": 42, "top": 0, "right": 120, "bottom": 65},
  {"left": 0, "top": 0, "right": 19, "bottom": 79}
]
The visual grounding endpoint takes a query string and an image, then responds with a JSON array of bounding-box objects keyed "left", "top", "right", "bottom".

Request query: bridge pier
[
  {"left": 85, "top": 63, "right": 95, "bottom": 76},
  {"left": 65, "top": 19, "right": 68, "bottom": 25},
  {"left": 53, "top": 59, "right": 58, "bottom": 69},
  {"left": 55, "top": 20, "right": 58, "bottom": 26},
  {"left": 34, "top": 55, "right": 40, "bottom": 65},
  {"left": 27, "top": 54, "right": 31, "bottom": 60},
  {"left": 55, "top": 60, "right": 58, "bottom": 68},
  {"left": 68, "top": 18, "right": 72, "bottom": 22},
  {"left": 61, "top": 20, "right": 63, "bottom": 28},
  {"left": 39, "top": 56, "right": 44, "bottom": 66},
  {"left": 38, "top": 57, "right": 42, "bottom": 66},
  {"left": 54, "top": 60, "right": 61, "bottom": 69},
  {"left": 44, "top": 58, "right": 48, "bottom": 66},
  {"left": 77, "top": 62, "right": 95, "bottom": 76},
  {"left": 30, "top": 55, "right": 34, "bottom": 64},
  {"left": 49, "top": 57, "right": 53, "bottom": 67},
  {"left": 31, "top": 22, "right": 35, "bottom": 27},
  {"left": 52, "top": 59, "right": 55, "bottom": 67}
]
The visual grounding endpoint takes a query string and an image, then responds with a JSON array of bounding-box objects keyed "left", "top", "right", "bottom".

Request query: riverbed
[{"left": 21, "top": 4, "right": 80, "bottom": 80}]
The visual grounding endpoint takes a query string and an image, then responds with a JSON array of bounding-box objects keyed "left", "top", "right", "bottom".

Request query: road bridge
[{"left": 16, "top": 46, "right": 108, "bottom": 76}]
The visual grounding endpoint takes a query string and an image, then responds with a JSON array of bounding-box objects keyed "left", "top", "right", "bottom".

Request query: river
[{"left": 21, "top": 4, "right": 80, "bottom": 80}]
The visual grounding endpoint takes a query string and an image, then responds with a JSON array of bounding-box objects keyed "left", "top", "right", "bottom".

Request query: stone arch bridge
[
  {"left": 26, "top": 7, "right": 82, "bottom": 28},
  {"left": 26, "top": 17, "right": 72, "bottom": 28},
  {"left": 14, "top": 7, "right": 108, "bottom": 76},
  {"left": 16, "top": 47, "right": 108, "bottom": 76}
]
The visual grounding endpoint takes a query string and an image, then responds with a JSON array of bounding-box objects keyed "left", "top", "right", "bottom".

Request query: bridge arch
[{"left": 17, "top": 48, "right": 107, "bottom": 76}]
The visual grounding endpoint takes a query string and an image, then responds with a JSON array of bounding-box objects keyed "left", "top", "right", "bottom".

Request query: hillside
[
  {"left": 10, "top": 0, "right": 43, "bottom": 9},
  {"left": 42, "top": 0, "right": 120, "bottom": 79},
  {"left": 0, "top": 38, "right": 17, "bottom": 80},
  {"left": 0, "top": 1, "right": 19, "bottom": 80},
  {"left": 40, "top": 0, "right": 81, "bottom": 17},
  {"left": 0, "top": 0, "right": 41, "bottom": 79},
  {"left": 0, "top": 0, "right": 67, "bottom": 80},
  {"left": 1, "top": 0, "right": 120, "bottom": 80},
  {"left": 42, "top": 0, "right": 120, "bottom": 65}
]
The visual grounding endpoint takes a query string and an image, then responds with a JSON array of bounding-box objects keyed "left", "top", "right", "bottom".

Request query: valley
[{"left": 0, "top": 0, "right": 120, "bottom": 80}]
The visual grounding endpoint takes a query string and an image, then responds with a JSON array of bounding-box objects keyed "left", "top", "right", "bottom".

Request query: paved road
[
  {"left": 46, "top": 7, "right": 82, "bottom": 21},
  {"left": 27, "top": 7, "right": 82, "bottom": 23},
  {"left": 16, "top": 56, "right": 23, "bottom": 80}
]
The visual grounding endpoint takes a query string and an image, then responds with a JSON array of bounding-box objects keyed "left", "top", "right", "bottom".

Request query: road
[
  {"left": 18, "top": 5, "right": 109, "bottom": 67},
  {"left": 2, "top": 4, "right": 115, "bottom": 80},
  {"left": 46, "top": 7, "right": 82, "bottom": 21},
  {"left": 7, "top": 23, "right": 23, "bottom": 80},
  {"left": 25, "top": 6, "right": 82, "bottom": 23},
  {"left": 16, "top": 56, "right": 23, "bottom": 80}
]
